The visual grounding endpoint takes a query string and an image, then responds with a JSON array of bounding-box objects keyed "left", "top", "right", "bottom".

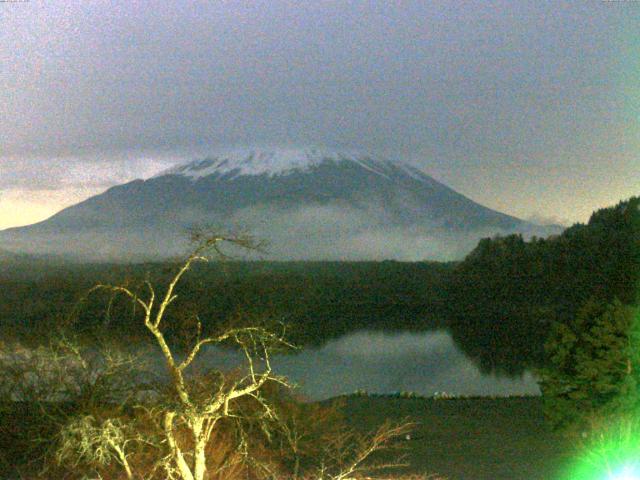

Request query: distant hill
[
  {"left": 0, "top": 247, "right": 64, "bottom": 269},
  {"left": 0, "top": 247, "right": 31, "bottom": 263},
  {"left": 0, "top": 147, "right": 560, "bottom": 262}
]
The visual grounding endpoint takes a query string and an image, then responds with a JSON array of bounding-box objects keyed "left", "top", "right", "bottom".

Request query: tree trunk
[
  {"left": 164, "top": 411, "right": 195, "bottom": 480},
  {"left": 192, "top": 417, "right": 208, "bottom": 480},
  {"left": 110, "top": 442, "right": 134, "bottom": 480},
  {"left": 193, "top": 437, "right": 208, "bottom": 480}
]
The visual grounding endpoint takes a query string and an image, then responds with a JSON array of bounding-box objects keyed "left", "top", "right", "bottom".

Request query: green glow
[
  {"left": 609, "top": 464, "right": 640, "bottom": 480},
  {"left": 562, "top": 417, "right": 640, "bottom": 480},
  {"left": 560, "top": 304, "right": 640, "bottom": 480}
]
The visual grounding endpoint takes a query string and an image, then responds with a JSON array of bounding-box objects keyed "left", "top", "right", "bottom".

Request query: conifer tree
[{"left": 539, "top": 298, "right": 640, "bottom": 433}]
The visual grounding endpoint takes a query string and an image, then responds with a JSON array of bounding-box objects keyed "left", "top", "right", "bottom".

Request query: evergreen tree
[{"left": 538, "top": 298, "right": 640, "bottom": 433}]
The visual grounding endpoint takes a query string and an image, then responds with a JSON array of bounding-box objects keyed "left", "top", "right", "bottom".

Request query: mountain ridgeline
[{"left": 0, "top": 148, "right": 557, "bottom": 262}]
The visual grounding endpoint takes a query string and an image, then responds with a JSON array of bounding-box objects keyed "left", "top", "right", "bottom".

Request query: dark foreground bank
[
  {"left": 339, "top": 395, "right": 573, "bottom": 480},
  {"left": 0, "top": 396, "right": 576, "bottom": 480}
]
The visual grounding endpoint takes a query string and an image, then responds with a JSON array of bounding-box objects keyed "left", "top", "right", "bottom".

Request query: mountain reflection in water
[{"left": 196, "top": 330, "right": 540, "bottom": 401}]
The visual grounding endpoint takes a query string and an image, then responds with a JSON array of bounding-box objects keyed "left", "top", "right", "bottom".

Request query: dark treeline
[
  {"left": 1, "top": 197, "right": 638, "bottom": 374},
  {"left": 448, "top": 196, "right": 640, "bottom": 375},
  {"left": 0, "top": 259, "right": 453, "bottom": 347}
]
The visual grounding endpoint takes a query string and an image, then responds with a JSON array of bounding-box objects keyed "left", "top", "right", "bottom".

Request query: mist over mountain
[{"left": 0, "top": 148, "right": 560, "bottom": 262}]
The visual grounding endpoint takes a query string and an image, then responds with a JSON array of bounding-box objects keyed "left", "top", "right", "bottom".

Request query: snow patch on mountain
[{"left": 154, "top": 147, "right": 414, "bottom": 181}]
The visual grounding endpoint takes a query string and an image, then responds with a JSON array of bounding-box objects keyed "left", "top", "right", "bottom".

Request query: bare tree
[
  {"left": 277, "top": 407, "right": 416, "bottom": 480},
  {"left": 56, "top": 415, "right": 138, "bottom": 480},
  {"left": 85, "top": 234, "right": 291, "bottom": 480},
  {"left": 32, "top": 232, "right": 433, "bottom": 480},
  {"left": 0, "top": 328, "right": 149, "bottom": 479}
]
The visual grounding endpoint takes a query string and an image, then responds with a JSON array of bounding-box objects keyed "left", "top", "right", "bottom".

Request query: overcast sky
[{"left": 1, "top": 0, "right": 638, "bottom": 229}]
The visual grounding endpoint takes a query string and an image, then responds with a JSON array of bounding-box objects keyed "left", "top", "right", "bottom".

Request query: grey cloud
[
  {"left": 0, "top": 155, "right": 176, "bottom": 191},
  {"left": 1, "top": 1, "right": 635, "bottom": 158},
  {"left": 524, "top": 213, "right": 571, "bottom": 228},
  {"left": 1, "top": 1, "right": 638, "bottom": 223}
]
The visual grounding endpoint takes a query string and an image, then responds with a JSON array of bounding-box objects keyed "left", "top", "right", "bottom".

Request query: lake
[
  {"left": 2, "top": 330, "right": 540, "bottom": 402},
  {"left": 197, "top": 330, "right": 541, "bottom": 400}
]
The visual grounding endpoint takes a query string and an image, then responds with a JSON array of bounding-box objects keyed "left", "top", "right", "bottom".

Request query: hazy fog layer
[{"left": 1, "top": 197, "right": 553, "bottom": 261}]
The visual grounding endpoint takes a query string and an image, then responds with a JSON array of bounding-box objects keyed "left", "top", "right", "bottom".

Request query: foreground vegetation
[
  {"left": 0, "top": 235, "right": 427, "bottom": 480},
  {"left": 0, "top": 395, "right": 572, "bottom": 480}
]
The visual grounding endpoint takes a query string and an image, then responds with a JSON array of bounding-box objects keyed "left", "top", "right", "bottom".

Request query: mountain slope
[{"left": 0, "top": 148, "right": 558, "bottom": 261}]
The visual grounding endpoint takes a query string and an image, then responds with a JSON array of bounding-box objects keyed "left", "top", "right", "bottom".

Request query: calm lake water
[
  {"left": 4, "top": 330, "right": 540, "bottom": 402},
  {"left": 197, "top": 330, "right": 540, "bottom": 400}
]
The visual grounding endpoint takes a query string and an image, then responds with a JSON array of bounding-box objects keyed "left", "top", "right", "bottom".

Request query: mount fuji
[{"left": 0, "top": 147, "right": 559, "bottom": 261}]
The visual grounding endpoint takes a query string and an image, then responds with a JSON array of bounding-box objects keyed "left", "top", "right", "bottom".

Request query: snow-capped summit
[
  {"left": 0, "top": 146, "right": 559, "bottom": 262},
  {"left": 154, "top": 147, "right": 414, "bottom": 182}
]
